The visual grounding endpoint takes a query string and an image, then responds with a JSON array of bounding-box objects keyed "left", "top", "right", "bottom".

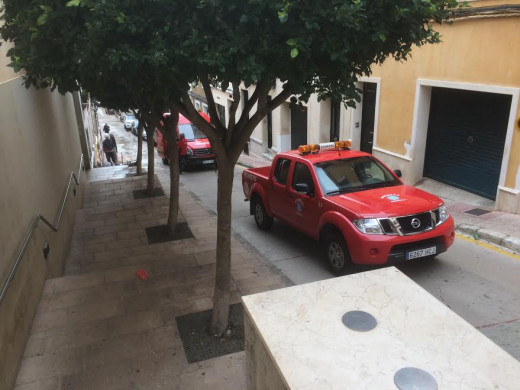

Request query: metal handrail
[{"left": 0, "top": 155, "right": 84, "bottom": 306}]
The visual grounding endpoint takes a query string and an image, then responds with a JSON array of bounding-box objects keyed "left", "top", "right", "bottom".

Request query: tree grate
[
  {"left": 125, "top": 170, "right": 147, "bottom": 178},
  {"left": 132, "top": 187, "right": 164, "bottom": 199},
  {"left": 175, "top": 303, "right": 245, "bottom": 363},
  {"left": 145, "top": 223, "right": 194, "bottom": 244},
  {"left": 465, "top": 208, "right": 492, "bottom": 216}
]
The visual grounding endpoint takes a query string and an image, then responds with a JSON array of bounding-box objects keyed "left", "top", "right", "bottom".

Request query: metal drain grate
[
  {"left": 145, "top": 222, "right": 194, "bottom": 244},
  {"left": 133, "top": 187, "right": 164, "bottom": 199},
  {"left": 465, "top": 208, "right": 491, "bottom": 216},
  {"left": 176, "top": 303, "right": 245, "bottom": 363},
  {"left": 126, "top": 170, "right": 147, "bottom": 177}
]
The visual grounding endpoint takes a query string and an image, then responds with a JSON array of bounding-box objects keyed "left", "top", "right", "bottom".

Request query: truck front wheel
[
  {"left": 325, "top": 232, "right": 351, "bottom": 275},
  {"left": 253, "top": 198, "right": 273, "bottom": 230}
]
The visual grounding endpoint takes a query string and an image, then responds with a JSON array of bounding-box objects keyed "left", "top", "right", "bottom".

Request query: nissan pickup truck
[{"left": 242, "top": 141, "right": 455, "bottom": 274}]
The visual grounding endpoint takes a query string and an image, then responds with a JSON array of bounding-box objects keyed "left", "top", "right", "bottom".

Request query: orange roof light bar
[{"left": 298, "top": 140, "right": 352, "bottom": 155}]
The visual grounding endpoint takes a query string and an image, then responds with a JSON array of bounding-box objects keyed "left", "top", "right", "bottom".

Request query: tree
[
  {"left": 1, "top": 0, "right": 460, "bottom": 336},
  {"left": 0, "top": 0, "right": 188, "bottom": 230}
]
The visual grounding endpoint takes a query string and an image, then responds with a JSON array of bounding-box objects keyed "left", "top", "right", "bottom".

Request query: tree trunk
[
  {"left": 210, "top": 160, "right": 234, "bottom": 336},
  {"left": 146, "top": 126, "right": 155, "bottom": 196},
  {"left": 163, "top": 114, "right": 180, "bottom": 232},
  {"left": 136, "top": 124, "right": 143, "bottom": 176}
]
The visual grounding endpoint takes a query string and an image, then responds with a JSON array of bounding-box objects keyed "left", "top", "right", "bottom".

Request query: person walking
[
  {"left": 102, "top": 133, "right": 117, "bottom": 166},
  {"left": 177, "top": 133, "right": 188, "bottom": 174},
  {"left": 109, "top": 131, "right": 118, "bottom": 164},
  {"left": 103, "top": 123, "right": 110, "bottom": 133}
]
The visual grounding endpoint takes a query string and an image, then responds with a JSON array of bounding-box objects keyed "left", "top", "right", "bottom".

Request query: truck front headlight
[
  {"left": 437, "top": 205, "right": 449, "bottom": 225},
  {"left": 353, "top": 219, "right": 383, "bottom": 235},
  {"left": 186, "top": 148, "right": 193, "bottom": 156}
]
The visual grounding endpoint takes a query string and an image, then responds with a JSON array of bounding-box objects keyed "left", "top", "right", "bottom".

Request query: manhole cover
[
  {"left": 342, "top": 310, "right": 377, "bottom": 332},
  {"left": 394, "top": 367, "right": 437, "bottom": 390}
]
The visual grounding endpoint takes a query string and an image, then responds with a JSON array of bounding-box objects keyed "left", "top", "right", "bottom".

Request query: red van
[{"left": 156, "top": 113, "right": 216, "bottom": 168}]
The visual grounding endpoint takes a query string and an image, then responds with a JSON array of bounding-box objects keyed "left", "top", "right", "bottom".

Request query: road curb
[{"left": 456, "top": 223, "right": 520, "bottom": 254}]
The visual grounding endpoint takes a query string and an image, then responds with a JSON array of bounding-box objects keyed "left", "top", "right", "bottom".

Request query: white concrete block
[{"left": 243, "top": 267, "right": 520, "bottom": 390}]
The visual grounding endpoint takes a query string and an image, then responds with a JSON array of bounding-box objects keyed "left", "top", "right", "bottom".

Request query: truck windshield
[
  {"left": 314, "top": 156, "right": 401, "bottom": 196},
  {"left": 179, "top": 123, "right": 207, "bottom": 140}
]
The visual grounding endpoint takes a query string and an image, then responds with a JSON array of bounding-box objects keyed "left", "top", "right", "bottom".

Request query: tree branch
[
  {"left": 229, "top": 82, "right": 272, "bottom": 162},
  {"left": 178, "top": 91, "right": 222, "bottom": 143},
  {"left": 201, "top": 77, "right": 227, "bottom": 134},
  {"left": 233, "top": 83, "right": 262, "bottom": 133},
  {"left": 227, "top": 81, "right": 241, "bottom": 132}
]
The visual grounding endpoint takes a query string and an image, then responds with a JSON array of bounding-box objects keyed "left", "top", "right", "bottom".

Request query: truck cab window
[
  {"left": 292, "top": 163, "right": 314, "bottom": 196},
  {"left": 274, "top": 158, "right": 291, "bottom": 185}
]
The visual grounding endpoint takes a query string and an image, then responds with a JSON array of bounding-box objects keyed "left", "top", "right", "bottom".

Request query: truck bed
[{"left": 245, "top": 165, "right": 270, "bottom": 180}]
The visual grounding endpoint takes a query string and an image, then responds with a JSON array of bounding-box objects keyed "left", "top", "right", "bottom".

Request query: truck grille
[
  {"left": 194, "top": 148, "right": 213, "bottom": 156},
  {"left": 379, "top": 210, "right": 436, "bottom": 236}
]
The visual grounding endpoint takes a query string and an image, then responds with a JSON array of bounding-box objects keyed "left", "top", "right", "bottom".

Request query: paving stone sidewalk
[{"left": 14, "top": 171, "right": 290, "bottom": 390}]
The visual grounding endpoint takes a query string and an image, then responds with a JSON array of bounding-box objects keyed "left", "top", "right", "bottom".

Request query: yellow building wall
[{"left": 371, "top": 9, "right": 520, "bottom": 188}]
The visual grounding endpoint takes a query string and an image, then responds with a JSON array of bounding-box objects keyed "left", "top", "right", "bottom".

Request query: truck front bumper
[
  {"left": 185, "top": 155, "right": 216, "bottom": 167},
  {"left": 346, "top": 217, "right": 455, "bottom": 265}
]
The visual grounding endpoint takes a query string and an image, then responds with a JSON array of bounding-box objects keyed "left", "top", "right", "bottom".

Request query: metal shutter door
[{"left": 424, "top": 88, "right": 511, "bottom": 200}]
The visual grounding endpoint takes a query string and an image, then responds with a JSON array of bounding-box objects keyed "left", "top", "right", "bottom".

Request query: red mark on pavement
[{"left": 136, "top": 269, "right": 149, "bottom": 281}]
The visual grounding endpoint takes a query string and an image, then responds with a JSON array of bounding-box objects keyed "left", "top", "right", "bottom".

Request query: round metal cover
[
  {"left": 341, "top": 310, "right": 377, "bottom": 332},
  {"left": 394, "top": 367, "right": 438, "bottom": 390}
]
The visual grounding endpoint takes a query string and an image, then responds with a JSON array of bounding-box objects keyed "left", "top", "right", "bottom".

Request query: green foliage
[{"left": 0, "top": 0, "right": 460, "bottom": 108}]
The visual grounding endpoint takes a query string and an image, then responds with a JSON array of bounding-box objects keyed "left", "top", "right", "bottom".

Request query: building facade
[
  {"left": 0, "top": 41, "right": 90, "bottom": 388},
  {"left": 197, "top": 0, "right": 520, "bottom": 213}
]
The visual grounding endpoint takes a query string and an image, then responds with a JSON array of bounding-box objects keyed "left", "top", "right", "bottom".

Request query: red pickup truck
[{"left": 242, "top": 141, "right": 455, "bottom": 274}]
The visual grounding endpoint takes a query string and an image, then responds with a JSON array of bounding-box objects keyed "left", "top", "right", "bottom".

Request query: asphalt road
[{"left": 100, "top": 108, "right": 520, "bottom": 361}]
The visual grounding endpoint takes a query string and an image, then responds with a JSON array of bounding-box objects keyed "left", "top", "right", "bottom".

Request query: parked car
[
  {"left": 242, "top": 141, "right": 455, "bottom": 275},
  {"left": 105, "top": 108, "right": 116, "bottom": 115},
  {"left": 156, "top": 113, "right": 215, "bottom": 168},
  {"left": 124, "top": 114, "right": 139, "bottom": 131}
]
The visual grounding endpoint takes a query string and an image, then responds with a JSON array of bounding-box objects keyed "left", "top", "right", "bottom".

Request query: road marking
[{"left": 456, "top": 233, "right": 520, "bottom": 261}]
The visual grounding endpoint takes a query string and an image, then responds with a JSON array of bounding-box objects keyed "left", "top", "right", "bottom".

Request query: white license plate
[
  {"left": 202, "top": 159, "right": 214, "bottom": 165},
  {"left": 406, "top": 246, "right": 436, "bottom": 260}
]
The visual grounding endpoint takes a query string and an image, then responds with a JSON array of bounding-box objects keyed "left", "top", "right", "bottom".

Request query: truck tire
[
  {"left": 324, "top": 231, "right": 351, "bottom": 275},
  {"left": 253, "top": 198, "right": 273, "bottom": 230},
  {"left": 162, "top": 157, "right": 169, "bottom": 165}
]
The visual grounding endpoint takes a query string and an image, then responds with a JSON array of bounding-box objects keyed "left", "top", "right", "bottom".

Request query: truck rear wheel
[
  {"left": 162, "top": 157, "right": 169, "bottom": 165},
  {"left": 324, "top": 232, "right": 351, "bottom": 275},
  {"left": 253, "top": 198, "right": 273, "bottom": 230}
]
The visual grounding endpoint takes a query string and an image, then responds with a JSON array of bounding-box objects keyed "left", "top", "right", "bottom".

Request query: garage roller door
[{"left": 424, "top": 88, "right": 511, "bottom": 200}]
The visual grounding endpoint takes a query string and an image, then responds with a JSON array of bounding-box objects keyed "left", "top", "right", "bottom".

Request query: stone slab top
[{"left": 242, "top": 266, "right": 520, "bottom": 390}]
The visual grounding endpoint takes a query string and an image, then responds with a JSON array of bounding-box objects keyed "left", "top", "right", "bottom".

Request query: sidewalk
[
  {"left": 14, "top": 171, "right": 289, "bottom": 389},
  {"left": 237, "top": 152, "right": 520, "bottom": 254}
]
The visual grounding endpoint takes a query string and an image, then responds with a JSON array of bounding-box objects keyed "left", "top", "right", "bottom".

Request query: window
[
  {"left": 314, "top": 156, "right": 401, "bottom": 196},
  {"left": 274, "top": 158, "right": 291, "bottom": 185},
  {"left": 292, "top": 163, "right": 314, "bottom": 196},
  {"left": 178, "top": 123, "right": 206, "bottom": 140}
]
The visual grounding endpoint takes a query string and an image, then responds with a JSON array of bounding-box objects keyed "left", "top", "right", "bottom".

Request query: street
[{"left": 102, "top": 109, "right": 520, "bottom": 361}]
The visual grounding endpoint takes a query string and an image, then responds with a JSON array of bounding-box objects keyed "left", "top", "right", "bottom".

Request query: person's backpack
[{"left": 102, "top": 138, "right": 113, "bottom": 152}]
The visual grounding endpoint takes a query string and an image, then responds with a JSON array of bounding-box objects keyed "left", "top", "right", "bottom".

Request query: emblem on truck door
[{"left": 295, "top": 199, "right": 303, "bottom": 215}]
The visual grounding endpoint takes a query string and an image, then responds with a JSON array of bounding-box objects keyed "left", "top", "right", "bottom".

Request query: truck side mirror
[
  {"left": 294, "top": 183, "right": 313, "bottom": 196},
  {"left": 393, "top": 169, "right": 402, "bottom": 178}
]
